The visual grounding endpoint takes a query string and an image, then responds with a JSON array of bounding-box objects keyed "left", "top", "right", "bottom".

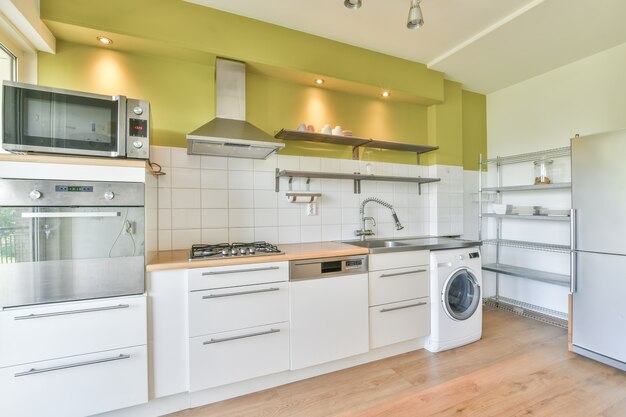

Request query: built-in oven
[
  {"left": 0, "top": 179, "right": 145, "bottom": 308},
  {"left": 2, "top": 81, "right": 150, "bottom": 159}
]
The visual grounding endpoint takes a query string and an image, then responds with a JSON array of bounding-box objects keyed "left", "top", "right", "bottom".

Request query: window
[{"left": 0, "top": 42, "right": 17, "bottom": 83}]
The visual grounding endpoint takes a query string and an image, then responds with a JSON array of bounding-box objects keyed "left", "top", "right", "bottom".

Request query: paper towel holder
[{"left": 286, "top": 192, "right": 321, "bottom": 203}]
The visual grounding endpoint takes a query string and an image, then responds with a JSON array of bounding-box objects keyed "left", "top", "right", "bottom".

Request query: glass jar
[{"left": 534, "top": 159, "right": 553, "bottom": 184}]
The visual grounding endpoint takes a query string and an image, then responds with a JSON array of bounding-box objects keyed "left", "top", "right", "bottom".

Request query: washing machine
[{"left": 425, "top": 247, "right": 483, "bottom": 352}]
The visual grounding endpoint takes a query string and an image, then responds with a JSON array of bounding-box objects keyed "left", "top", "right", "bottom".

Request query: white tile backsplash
[
  {"left": 201, "top": 170, "right": 228, "bottom": 189},
  {"left": 229, "top": 171, "right": 254, "bottom": 189},
  {"left": 171, "top": 189, "right": 201, "bottom": 209},
  {"left": 228, "top": 158, "right": 254, "bottom": 171},
  {"left": 152, "top": 147, "right": 463, "bottom": 248},
  {"left": 171, "top": 147, "right": 201, "bottom": 169}
]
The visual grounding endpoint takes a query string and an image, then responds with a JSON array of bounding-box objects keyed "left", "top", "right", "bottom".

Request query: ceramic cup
[
  {"left": 297, "top": 123, "right": 306, "bottom": 131},
  {"left": 321, "top": 124, "right": 332, "bottom": 134},
  {"left": 306, "top": 125, "right": 315, "bottom": 132},
  {"left": 332, "top": 125, "right": 343, "bottom": 135}
]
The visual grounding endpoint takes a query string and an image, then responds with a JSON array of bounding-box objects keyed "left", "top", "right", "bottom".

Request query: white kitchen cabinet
[
  {"left": 188, "top": 281, "right": 289, "bottom": 337},
  {"left": 367, "top": 251, "right": 430, "bottom": 349},
  {"left": 368, "top": 265, "right": 429, "bottom": 306},
  {"left": 289, "top": 273, "right": 369, "bottom": 370},
  {"left": 0, "top": 295, "right": 146, "bottom": 367},
  {"left": 0, "top": 345, "right": 148, "bottom": 417},
  {"left": 186, "top": 261, "right": 290, "bottom": 389},
  {"left": 369, "top": 298, "right": 430, "bottom": 349},
  {"left": 189, "top": 322, "right": 290, "bottom": 391},
  {"left": 0, "top": 295, "right": 148, "bottom": 417},
  {"left": 188, "top": 261, "right": 288, "bottom": 291}
]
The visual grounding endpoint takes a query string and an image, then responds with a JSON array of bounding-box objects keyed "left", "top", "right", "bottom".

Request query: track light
[
  {"left": 344, "top": 0, "right": 424, "bottom": 30},
  {"left": 344, "top": 0, "right": 362, "bottom": 10},
  {"left": 407, "top": 0, "right": 424, "bottom": 29}
]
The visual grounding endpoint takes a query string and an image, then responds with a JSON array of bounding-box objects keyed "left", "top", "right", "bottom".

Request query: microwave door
[
  {"left": 0, "top": 206, "right": 145, "bottom": 308},
  {"left": 2, "top": 84, "right": 125, "bottom": 158}
]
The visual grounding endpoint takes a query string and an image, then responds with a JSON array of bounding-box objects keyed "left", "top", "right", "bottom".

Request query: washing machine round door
[{"left": 442, "top": 268, "right": 481, "bottom": 321}]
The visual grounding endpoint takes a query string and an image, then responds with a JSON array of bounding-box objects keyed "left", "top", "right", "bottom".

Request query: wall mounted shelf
[
  {"left": 482, "top": 238, "right": 570, "bottom": 253},
  {"left": 274, "top": 129, "right": 438, "bottom": 161},
  {"left": 275, "top": 169, "right": 440, "bottom": 194}
]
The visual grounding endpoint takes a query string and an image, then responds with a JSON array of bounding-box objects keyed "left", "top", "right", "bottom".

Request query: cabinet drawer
[
  {"left": 188, "top": 261, "right": 288, "bottom": 291},
  {"left": 189, "top": 282, "right": 289, "bottom": 337},
  {"left": 369, "top": 250, "right": 429, "bottom": 271},
  {"left": 0, "top": 345, "right": 148, "bottom": 417},
  {"left": 189, "top": 322, "right": 289, "bottom": 391},
  {"left": 369, "top": 266, "right": 429, "bottom": 306},
  {"left": 369, "top": 298, "right": 430, "bottom": 349},
  {"left": 0, "top": 295, "right": 146, "bottom": 367}
]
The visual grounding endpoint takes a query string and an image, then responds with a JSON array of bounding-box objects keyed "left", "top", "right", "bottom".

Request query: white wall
[
  {"left": 150, "top": 146, "right": 465, "bottom": 250},
  {"left": 485, "top": 40, "right": 626, "bottom": 314}
]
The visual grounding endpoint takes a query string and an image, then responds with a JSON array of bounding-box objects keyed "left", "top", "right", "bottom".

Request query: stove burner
[{"left": 189, "top": 241, "right": 282, "bottom": 260}]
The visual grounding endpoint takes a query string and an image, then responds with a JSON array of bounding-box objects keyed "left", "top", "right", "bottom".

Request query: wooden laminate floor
[{"left": 172, "top": 308, "right": 626, "bottom": 417}]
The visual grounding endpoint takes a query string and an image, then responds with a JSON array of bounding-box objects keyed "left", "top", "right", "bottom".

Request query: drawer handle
[
  {"left": 380, "top": 301, "right": 427, "bottom": 313},
  {"left": 14, "top": 304, "right": 130, "bottom": 321},
  {"left": 202, "top": 266, "right": 280, "bottom": 276},
  {"left": 14, "top": 354, "right": 131, "bottom": 377},
  {"left": 202, "top": 287, "right": 280, "bottom": 299},
  {"left": 203, "top": 328, "right": 280, "bottom": 345},
  {"left": 379, "top": 269, "right": 427, "bottom": 278}
]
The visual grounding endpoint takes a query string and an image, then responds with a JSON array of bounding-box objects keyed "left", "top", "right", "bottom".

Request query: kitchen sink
[{"left": 346, "top": 240, "right": 411, "bottom": 249}]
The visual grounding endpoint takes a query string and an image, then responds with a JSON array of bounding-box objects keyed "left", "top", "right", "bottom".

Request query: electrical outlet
[{"left": 306, "top": 203, "right": 318, "bottom": 216}]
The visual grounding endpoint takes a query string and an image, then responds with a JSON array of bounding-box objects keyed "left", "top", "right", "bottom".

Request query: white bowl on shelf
[{"left": 492, "top": 204, "right": 511, "bottom": 215}]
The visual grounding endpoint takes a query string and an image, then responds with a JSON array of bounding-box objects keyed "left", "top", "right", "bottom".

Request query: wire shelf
[
  {"left": 482, "top": 239, "right": 570, "bottom": 253},
  {"left": 482, "top": 146, "right": 571, "bottom": 166},
  {"left": 481, "top": 213, "right": 570, "bottom": 222},
  {"left": 482, "top": 263, "right": 570, "bottom": 287},
  {"left": 483, "top": 296, "right": 568, "bottom": 329},
  {"left": 481, "top": 183, "right": 571, "bottom": 192}
]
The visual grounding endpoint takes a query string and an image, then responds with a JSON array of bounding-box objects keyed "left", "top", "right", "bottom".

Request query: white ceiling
[{"left": 185, "top": 0, "right": 626, "bottom": 94}]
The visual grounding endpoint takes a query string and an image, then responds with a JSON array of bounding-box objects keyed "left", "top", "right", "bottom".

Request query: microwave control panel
[{"left": 126, "top": 98, "right": 150, "bottom": 160}]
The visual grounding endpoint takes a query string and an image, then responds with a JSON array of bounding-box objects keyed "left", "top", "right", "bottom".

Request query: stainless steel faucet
[{"left": 355, "top": 197, "right": 404, "bottom": 240}]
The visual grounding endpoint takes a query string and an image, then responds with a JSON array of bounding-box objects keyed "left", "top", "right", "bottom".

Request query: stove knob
[
  {"left": 29, "top": 190, "right": 42, "bottom": 200},
  {"left": 230, "top": 248, "right": 238, "bottom": 256},
  {"left": 249, "top": 247, "right": 256, "bottom": 254},
  {"left": 221, "top": 249, "right": 230, "bottom": 256},
  {"left": 104, "top": 191, "right": 115, "bottom": 200},
  {"left": 240, "top": 248, "right": 248, "bottom": 255}
]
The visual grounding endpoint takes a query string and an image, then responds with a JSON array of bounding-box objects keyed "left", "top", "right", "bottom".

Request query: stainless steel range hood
[{"left": 187, "top": 58, "right": 285, "bottom": 159}]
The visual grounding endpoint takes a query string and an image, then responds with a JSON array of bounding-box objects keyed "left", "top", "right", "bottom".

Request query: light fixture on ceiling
[
  {"left": 344, "top": 0, "right": 424, "bottom": 30},
  {"left": 407, "top": 0, "right": 424, "bottom": 29},
  {"left": 96, "top": 36, "right": 113, "bottom": 45},
  {"left": 381, "top": 91, "right": 390, "bottom": 98},
  {"left": 344, "top": 0, "right": 362, "bottom": 10},
  {"left": 315, "top": 78, "right": 325, "bottom": 85}
]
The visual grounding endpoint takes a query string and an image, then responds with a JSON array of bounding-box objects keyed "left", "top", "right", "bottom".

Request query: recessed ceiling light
[
  {"left": 97, "top": 36, "right": 113, "bottom": 45},
  {"left": 315, "top": 78, "right": 325, "bottom": 85},
  {"left": 381, "top": 91, "right": 390, "bottom": 97}
]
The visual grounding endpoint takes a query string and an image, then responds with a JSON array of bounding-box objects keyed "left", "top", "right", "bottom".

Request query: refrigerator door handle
[{"left": 570, "top": 208, "right": 577, "bottom": 293}]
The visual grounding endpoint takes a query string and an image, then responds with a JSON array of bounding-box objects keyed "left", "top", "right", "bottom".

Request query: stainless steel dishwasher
[{"left": 289, "top": 255, "right": 369, "bottom": 370}]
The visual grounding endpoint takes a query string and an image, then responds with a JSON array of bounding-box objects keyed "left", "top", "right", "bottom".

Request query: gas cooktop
[{"left": 189, "top": 241, "right": 283, "bottom": 260}]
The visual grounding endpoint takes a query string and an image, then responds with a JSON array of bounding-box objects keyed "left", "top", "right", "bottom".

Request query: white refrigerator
[{"left": 571, "top": 129, "right": 626, "bottom": 371}]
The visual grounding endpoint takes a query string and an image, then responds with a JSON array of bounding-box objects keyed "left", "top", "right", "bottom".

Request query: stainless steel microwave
[{"left": 2, "top": 81, "right": 150, "bottom": 159}]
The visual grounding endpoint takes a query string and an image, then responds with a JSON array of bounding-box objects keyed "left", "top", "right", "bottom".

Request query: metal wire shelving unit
[{"left": 479, "top": 146, "right": 572, "bottom": 326}]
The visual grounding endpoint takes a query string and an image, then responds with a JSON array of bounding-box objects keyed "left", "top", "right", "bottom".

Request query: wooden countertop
[
  {"left": 146, "top": 242, "right": 369, "bottom": 272},
  {"left": 0, "top": 153, "right": 150, "bottom": 169}
]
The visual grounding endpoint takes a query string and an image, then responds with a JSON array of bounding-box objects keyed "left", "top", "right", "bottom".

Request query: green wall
[
  {"left": 38, "top": 0, "right": 487, "bottom": 169},
  {"left": 462, "top": 91, "right": 488, "bottom": 170}
]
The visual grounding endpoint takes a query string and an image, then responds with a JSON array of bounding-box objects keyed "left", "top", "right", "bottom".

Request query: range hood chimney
[{"left": 187, "top": 58, "right": 285, "bottom": 159}]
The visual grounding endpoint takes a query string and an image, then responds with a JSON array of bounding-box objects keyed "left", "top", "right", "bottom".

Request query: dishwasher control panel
[{"left": 290, "top": 255, "right": 368, "bottom": 281}]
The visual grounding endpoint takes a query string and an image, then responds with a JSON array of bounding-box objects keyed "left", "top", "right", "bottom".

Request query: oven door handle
[{"left": 21, "top": 212, "right": 121, "bottom": 218}]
